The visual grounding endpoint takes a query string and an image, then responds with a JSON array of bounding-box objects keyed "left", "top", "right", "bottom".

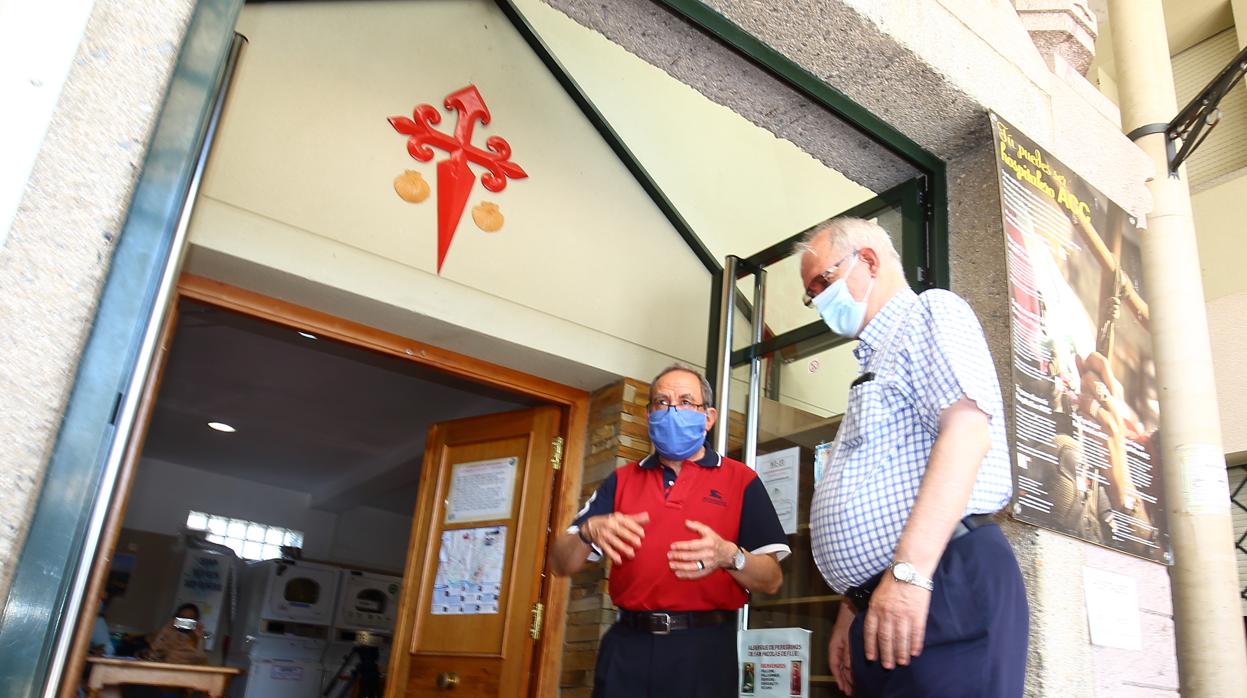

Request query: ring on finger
[{"left": 696, "top": 560, "right": 705, "bottom": 570}]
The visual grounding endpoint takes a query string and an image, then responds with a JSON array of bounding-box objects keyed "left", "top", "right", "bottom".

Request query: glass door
[{"left": 708, "top": 180, "right": 928, "bottom": 698}]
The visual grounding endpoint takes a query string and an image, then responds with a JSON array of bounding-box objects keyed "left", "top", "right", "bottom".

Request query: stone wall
[
  {"left": 0, "top": 0, "right": 196, "bottom": 603},
  {"left": 559, "top": 378, "right": 652, "bottom": 698}
]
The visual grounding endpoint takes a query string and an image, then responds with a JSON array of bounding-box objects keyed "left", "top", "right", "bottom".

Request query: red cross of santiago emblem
[{"left": 389, "top": 85, "right": 528, "bottom": 273}]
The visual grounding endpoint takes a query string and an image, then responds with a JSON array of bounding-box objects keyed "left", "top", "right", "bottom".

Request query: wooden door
[{"left": 388, "top": 406, "right": 563, "bottom": 698}]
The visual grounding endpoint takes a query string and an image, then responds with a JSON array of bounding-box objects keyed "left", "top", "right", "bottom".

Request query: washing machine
[{"left": 228, "top": 559, "right": 340, "bottom": 698}]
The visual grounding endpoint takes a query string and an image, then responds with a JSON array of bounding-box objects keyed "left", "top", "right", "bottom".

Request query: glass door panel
[
  {"left": 709, "top": 181, "right": 928, "bottom": 698},
  {"left": 725, "top": 344, "right": 851, "bottom": 698}
]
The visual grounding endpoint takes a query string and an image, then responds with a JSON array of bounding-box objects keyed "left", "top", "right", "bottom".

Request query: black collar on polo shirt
[{"left": 638, "top": 448, "right": 722, "bottom": 469}]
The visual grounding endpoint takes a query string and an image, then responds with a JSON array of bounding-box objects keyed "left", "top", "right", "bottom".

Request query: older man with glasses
[
  {"left": 797, "top": 217, "right": 1028, "bottom": 697},
  {"left": 550, "top": 365, "right": 789, "bottom": 698}
]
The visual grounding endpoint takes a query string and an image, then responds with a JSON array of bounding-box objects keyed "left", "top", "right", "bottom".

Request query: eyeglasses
[
  {"left": 649, "top": 397, "right": 708, "bottom": 412},
  {"left": 802, "top": 251, "right": 857, "bottom": 307}
]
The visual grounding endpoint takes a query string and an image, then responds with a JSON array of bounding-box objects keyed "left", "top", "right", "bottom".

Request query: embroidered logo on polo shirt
[{"left": 703, "top": 489, "right": 727, "bottom": 507}]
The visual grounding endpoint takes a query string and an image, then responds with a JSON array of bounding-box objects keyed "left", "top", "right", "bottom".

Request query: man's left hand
[
  {"left": 862, "top": 574, "right": 931, "bottom": 670},
  {"left": 667, "top": 520, "right": 733, "bottom": 579}
]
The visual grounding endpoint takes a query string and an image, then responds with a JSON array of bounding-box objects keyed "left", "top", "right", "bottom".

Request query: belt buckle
[
  {"left": 650, "top": 612, "right": 672, "bottom": 635},
  {"left": 847, "top": 587, "right": 869, "bottom": 613}
]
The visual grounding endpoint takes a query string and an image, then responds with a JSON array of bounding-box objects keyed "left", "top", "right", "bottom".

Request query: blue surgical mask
[
  {"left": 648, "top": 408, "right": 707, "bottom": 461},
  {"left": 811, "top": 256, "right": 874, "bottom": 337}
]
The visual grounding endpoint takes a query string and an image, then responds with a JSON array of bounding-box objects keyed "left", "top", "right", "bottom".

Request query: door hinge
[
  {"left": 550, "top": 436, "right": 565, "bottom": 471},
  {"left": 529, "top": 601, "right": 545, "bottom": 639}
]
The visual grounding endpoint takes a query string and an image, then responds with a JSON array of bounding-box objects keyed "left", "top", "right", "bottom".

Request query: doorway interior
[{"left": 64, "top": 276, "right": 588, "bottom": 698}]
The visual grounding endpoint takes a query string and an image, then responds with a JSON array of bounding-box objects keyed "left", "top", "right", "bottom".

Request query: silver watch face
[
  {"left": 892, "top": 562, "right": 916, "bottom": 583},
  {"left": 733, "top": 549, "right": 747, "bottom": 570}
]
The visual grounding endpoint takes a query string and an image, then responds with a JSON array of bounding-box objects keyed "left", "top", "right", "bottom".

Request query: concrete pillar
[
  {"left": 1107, "top": 1, "right": 1247, "bottom": 695},
  {"left": 1233, "top": 0, "right": 1247, "bottom": 50}
]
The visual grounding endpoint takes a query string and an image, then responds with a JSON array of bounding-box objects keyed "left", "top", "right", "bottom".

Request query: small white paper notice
[
  {"left": 445, "top": 457, "right": 518, "bottom": 523},
  {"left": 756, "top": 447, "right": 800, "bottom": 535},
  {"left": 738, "top": 627, "right": 811, "bottom": 697},
  {"left": 1082, "top": 566, "right": 1142, "bottom": 650},
  {"left": 1177, "top": 443, "right": 1230, "bottom": 515}
]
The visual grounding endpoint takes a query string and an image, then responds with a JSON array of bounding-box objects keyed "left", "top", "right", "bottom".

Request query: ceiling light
[
  {"left": 207, "top": 422, "right": 236, "bottom": 433},
  {"left": 297, "top": 331, "right": 318, "bottom": 340}
]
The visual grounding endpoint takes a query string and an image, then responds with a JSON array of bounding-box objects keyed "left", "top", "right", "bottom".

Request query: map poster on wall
[
  {"left": 432, "top": 525, "right": 506, "bottom": 615},
  {"left": 990, "top": 112, "right": 1169, "bottom": 563},
  {"left": 738, "top": 627, "right": 810, "bottom": 697},
  {"left": 755, "top": 447, "right": 800, "bottom": 535},
  {"left": 444, "top": 457, "right": 518, "bottom": 523}
]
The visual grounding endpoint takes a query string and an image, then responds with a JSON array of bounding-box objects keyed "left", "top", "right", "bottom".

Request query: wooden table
[{"left": 85, "top": 657, "right": 242, "bottom": 698}]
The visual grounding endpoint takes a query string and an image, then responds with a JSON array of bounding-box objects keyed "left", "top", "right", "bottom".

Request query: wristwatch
[
  {"left": 890, "top": 561, "right": 934, "bottom": 592},
  {"left": 731, "top": 546, "right": 747, "bottom": 571}
]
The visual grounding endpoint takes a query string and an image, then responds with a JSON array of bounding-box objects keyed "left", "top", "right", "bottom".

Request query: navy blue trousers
[
  {"left": 849, "top": 524, "right": 1029, "bottom": 698},
  {"left": 592, "top": 621, "right": 737, "bottom": 698}
]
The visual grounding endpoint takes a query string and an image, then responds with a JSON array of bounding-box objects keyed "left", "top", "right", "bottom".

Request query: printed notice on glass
[
  {"left": 432, "top": 526, "right": 506, "bottom": 615},
  {"left": 738, "top": 627, "right": 810, "bottom": 697},
  {"left": 445, "top": 457, "right": 518, "bottom": 523},
  {"left": 756, "top": 447, "right": 800, "bottom": 535}
]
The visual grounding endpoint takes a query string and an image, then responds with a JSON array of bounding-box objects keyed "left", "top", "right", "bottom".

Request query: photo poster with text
[
  {"left": 756, "top": 447, "right": 800, "bottom": 534},
  {"left": 739, "top": 627, "right": 810, "bottom": 698},
  {"left": 173, "top": 549, "right": 231, "bottom": 649},
  {"left": 990, "top": 112, "right": 1169, "bottom": 563},
  {"left": 432, "top": 525, "right": 506, "bottom": 615}
]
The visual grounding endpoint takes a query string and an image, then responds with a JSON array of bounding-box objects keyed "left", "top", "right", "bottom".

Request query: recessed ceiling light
[
  {"left": 297, "top": 331, "right": 318, "bottom": 340},
  {"left": 207, "top": 422, "right": 236, "bottom": 433}
]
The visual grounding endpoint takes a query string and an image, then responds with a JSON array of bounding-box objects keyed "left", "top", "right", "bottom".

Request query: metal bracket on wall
[{"left": 1162, "top": 44, "right": 1247, "bottom": 176}]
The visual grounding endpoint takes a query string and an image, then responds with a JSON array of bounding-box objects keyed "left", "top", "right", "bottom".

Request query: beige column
[
  {"left": 1233, "top": 0, "right": 1247, "bottom": 49},
  {"left": 1107, "top": 1, "right": 1247, "bottom": 695}
]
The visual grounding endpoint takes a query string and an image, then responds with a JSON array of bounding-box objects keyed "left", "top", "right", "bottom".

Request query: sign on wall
[
  {"left": 990, "top": 112, "right": 1170, "bottom": 563},
  {"left": 389, "top": 85, "right": 528, "bottom": 273}
]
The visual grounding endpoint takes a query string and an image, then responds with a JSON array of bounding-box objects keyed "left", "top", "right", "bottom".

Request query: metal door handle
[{"left": 437, "top": 672, "right": 459, "bottom": 689}]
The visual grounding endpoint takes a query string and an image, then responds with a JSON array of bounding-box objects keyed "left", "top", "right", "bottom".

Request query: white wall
[
  {"left": 125, "top": 458, "right": 407, "bottom": 573},
  {"left": 329, "top": 507, "right": 412, "bottom": 574},
  {"left": 0, "top": 0, "right": 95, "bottom": 245},
  {"left": 187, "top": 0, "right": 874, "bottom": 398}
]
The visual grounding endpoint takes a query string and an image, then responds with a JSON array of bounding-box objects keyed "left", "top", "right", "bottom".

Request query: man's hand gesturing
[{"left": 582, "top": 512, "right": 651, "bottom": 564}]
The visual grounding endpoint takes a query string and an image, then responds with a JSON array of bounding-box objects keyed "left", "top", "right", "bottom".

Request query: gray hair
[
  {"left": 649, "top": 363, "right": 714, "bottom": 407},
  {"left": 793, "top": 216, "right": 901, "bottom": 263}
]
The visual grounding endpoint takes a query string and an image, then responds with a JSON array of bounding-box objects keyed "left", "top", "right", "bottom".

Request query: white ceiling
[{"left": 140, "top": 300, "right": 535, "bottom": 515}]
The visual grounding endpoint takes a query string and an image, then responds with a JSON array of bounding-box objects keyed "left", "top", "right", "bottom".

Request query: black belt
[
  {"left": 616, "top": 609, "right": 736, "bottom": 634},
  {"left": 844, "top": 513, "right": 997, "bottom": 613}
]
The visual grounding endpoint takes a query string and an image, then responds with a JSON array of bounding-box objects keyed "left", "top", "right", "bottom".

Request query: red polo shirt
[{"left": 570, "top": 450, "right": 790, "bottom": 611}]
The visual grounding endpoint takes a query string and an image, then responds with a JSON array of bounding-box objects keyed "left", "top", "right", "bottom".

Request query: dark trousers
[
  {"left": 849, "top": 524, "right": 1029, "bottom": 698},
  {"left": 592, "top": 621, "right": 737, "bottom": 698}
]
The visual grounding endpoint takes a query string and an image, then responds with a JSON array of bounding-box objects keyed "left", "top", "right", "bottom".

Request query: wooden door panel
[{"left": 391, "top": 406, "right": 561, "bottom": 698}]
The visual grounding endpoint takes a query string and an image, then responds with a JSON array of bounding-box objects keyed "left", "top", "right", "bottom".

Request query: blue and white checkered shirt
[{"left": 810, "top": 288, "right": 1012, "bottom": 592}]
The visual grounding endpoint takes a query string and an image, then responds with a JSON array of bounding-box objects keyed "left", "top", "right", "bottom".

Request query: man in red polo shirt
[{"left": 550, "top": 365, "right": 790, "bottom": 698}]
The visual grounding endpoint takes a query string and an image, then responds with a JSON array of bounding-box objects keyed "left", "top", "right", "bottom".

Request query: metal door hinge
[
  {"left": 550, "top": 436, "right": 565, "bottom": 471},
  {"left": 529, "top": 601, "right": 545, "bottom": 639}
]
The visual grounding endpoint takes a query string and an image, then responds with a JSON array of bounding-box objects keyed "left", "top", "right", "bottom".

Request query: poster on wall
[
  {"left": 990, "top": 112, "right": 1169, "bottom": 563},
  {"left": 738, "top": 627, "right": 810, "bottom": 697},
  {"left": 173, "top": 549, "right": 232, "bottom": 649},
  {"left": 755, "top": 447, "right": 800, "bottom": 534},
  {"left": 431, "top": 525, "right": 506, "bottom": 615}
]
